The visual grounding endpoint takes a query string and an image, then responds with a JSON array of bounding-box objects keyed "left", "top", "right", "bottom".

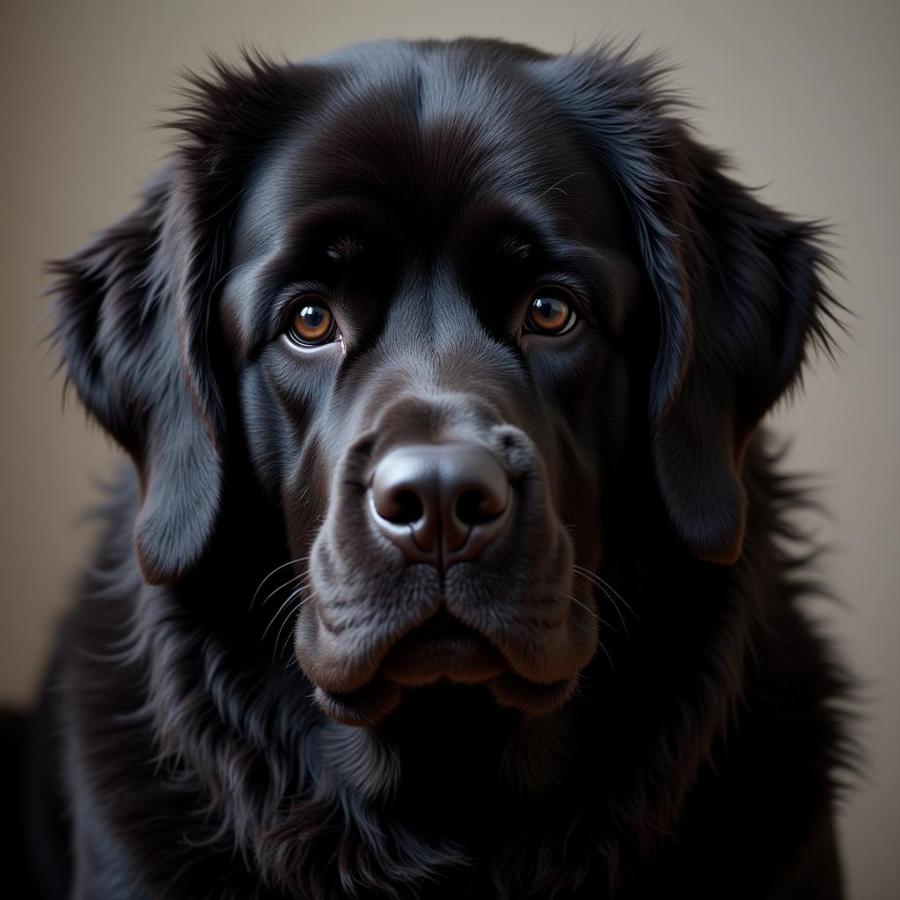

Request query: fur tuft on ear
[{"left": 541, "top": 42, "right": 843, "bottom": 564}]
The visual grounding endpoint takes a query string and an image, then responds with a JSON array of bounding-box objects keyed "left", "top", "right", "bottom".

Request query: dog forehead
[{"left": 232, "top": 53, "right": 613, "bottom": 255}]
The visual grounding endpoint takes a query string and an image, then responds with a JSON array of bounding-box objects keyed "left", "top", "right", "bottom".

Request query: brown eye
[
  {"left": 524, "top": 287, "right": 578, "bottom": 336},
  {"left": 287, "top": 300, "right": 336, "bottom": 346}
]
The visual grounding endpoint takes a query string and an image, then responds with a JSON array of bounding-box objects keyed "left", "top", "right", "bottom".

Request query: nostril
[
  {"left": 456, "top": 488, "right": 502, "bottom": 526},
  {"left": 383, "top": 488, "right": 425, "bottom": 525}
]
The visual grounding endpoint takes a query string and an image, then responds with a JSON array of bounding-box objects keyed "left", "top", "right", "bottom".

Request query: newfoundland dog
[{"left": 27, "top": 37, "right": 850, "bottom": 899}]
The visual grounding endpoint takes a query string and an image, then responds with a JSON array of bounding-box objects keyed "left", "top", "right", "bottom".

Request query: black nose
[{"left": 369, "top": 443, "right": 510, "bottom": 568}]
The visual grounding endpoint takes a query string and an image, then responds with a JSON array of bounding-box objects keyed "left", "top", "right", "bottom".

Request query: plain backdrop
[{"left": 2, "top": 2, "right": 897, "bottom": 897}]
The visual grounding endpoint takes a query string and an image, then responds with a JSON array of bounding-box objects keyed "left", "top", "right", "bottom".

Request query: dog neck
[{"left": 317, "top": 684, "right": 582, "bottom": 808}]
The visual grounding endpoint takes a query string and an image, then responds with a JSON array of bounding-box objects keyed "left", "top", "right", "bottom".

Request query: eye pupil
[
  {"left": 534, "top": 297, "right": 561, "bottom": 320},
  {"left": 300, "top": 305, "right": 325, "bottom": 328}
]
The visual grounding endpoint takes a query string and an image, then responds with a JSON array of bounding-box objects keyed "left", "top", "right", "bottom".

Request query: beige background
[{"left": 2, "top": 1, "right": 897, "bottom": 897}]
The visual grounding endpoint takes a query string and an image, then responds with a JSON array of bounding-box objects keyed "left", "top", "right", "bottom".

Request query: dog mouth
[{"left": 304, "top": 606, "right": 584, "bottom": 727}]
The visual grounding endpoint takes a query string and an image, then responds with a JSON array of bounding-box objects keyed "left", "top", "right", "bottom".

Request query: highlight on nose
[{"left": 368, "top": 443, "right": 510, "bottom": 568}]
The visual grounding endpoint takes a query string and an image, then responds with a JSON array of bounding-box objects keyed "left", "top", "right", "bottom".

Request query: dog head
[{"left": 51, "top": 39, "right": 836, "bottom": 726}]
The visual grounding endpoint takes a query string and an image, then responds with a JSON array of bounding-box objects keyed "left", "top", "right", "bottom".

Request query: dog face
[
  {"left": 51, "top": 39, "right": 835, "bottom": 726},
  {"left": 221, "top": 66, "right": 643, "bottom": 722}
]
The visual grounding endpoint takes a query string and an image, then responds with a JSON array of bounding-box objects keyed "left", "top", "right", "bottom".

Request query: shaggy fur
[{"left": 27, "top": 37, "right": 850, "bottom": 899}]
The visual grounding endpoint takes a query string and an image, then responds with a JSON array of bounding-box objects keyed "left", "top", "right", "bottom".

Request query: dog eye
[
  {"left": 286, "top": 299, "right": 337, "bottom": 346},
  {"left": 524, "top": 287, "right": 579, "bottom": 336}
]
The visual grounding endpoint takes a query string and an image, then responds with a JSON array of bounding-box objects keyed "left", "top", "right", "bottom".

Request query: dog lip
[
  {"left": 305, "top": 594, "right": 589, "bottom": 696},
  {"left": 378, "top": 609, "right": 507, "bottom": 686},
  {"left": 307, "top": 605, "right": 589, "bottom": 723}
]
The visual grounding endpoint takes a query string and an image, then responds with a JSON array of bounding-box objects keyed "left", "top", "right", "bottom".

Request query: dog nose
[{"left": 369, "top": 443, "right": 510, "bottom": 568}]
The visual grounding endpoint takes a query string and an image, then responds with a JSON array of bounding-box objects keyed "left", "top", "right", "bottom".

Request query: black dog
[{"left": 28, "top": 37, "right": 850, "bottom": 899}]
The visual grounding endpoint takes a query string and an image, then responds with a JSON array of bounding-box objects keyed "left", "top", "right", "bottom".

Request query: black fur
[{"left": 29, "top": 37, "right": 851, "bottom": 899}]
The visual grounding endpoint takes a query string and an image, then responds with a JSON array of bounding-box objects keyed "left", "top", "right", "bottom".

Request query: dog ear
[
  {"left": 649, "top": 145, "right": 840, "bottom": 564},
  {"left": 50, "top": 52, "right": 323, "bottom": 583},
  {"left": 544, "top": 46, "right": 840, "bottom": 564},
  {"left": 50, "top": 168, "right": 224, "bottom": 584}
]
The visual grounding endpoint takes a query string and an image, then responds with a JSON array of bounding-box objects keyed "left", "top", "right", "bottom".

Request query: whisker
[
  {"left": 572, "top": 564, "right": 637, "bottom": 633},
  {"left": 573, "top": 566, "right": 635, "bottom": 618},
  {"left": 274, "top": 590, "right": 310, "bottom": 663},
  {"left": 595, "top": 638, "right": 615, "bottom": 675},
  {"left": 595, "top": 583, "right": 630, "bottom": 636},
  {"left": 250, "top": 556, "right": 310, "bottom": 609},
  {"left": 277, "top": 624, "right": 296, "bottom": 664},
  {"left": 259, "top": 573, "right": 304, "bottom": 608},
  {"left": 562, "top": 593, "right": 617, "bottom": 673},
  {"left": 565, "top": 593, "right": 618, "bottom": 634},
  {"left": 262, "top": 582, "right": 307, "bottom": 641}
]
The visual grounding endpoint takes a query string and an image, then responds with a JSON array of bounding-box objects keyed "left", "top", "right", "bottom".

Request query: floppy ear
[
  {"left": 50, "top": 51, "right": 323, "bottom": 583},
  {"left": 543, "top": 45, "right": 840, "bottom": 564},
  {"left": 650, "top": 144, "right": 839, "bottom": 563},
  {"left": 50, "top": 168, "right": 224, "bottom": 584}
]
